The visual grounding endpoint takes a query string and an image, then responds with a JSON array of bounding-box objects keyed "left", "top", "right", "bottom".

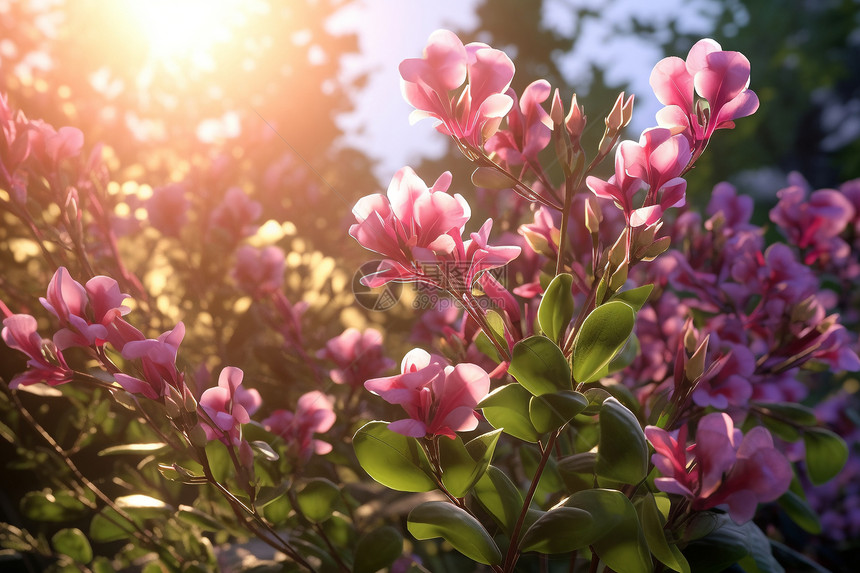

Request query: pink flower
[
  {"left": 199, "top": 366, "right": 262, "bottom": 445},
  {"left": 209, "top": 187, "right": 262, "bottom": 243},
  {"left": 0, "top": 94, "right": 31, "bottom": 203},
  {"left": 400, "top": 29, "right": 515, "bottom": 151},
  {"left": 116, "top": 322, "right": 185, "bottom": 399},
  {"left": 39, "top": 267, "right": 131, "bottom": 350},
  {"left": 365, "top": 348, "right": 490, "bottom": 439},
  {"left": 650, "top": 39, "right": 759, "bottom": 157},
  {"left": 147, "top": 183, "right": 190, "bottom": 238},
  {"left": 263, "top": 391, "right": 335, "bottom": 462},
  {"left": 231, "top": 245, "right": 286, "bottom": 299},
  {"left": 1, "top": 314, "right": 73, "bottom": 388},
  {"left": 351, "top": 167, "right": 520, "bottom": 293},
  {"left": 28, "top": 121, "right": 84, "bottom": 166},
  {"left": 317, "top": 328, "right": 395, "bottom": 389},
  {"left": 484, "top": 80, "right": 553, "bottom": 167},
  {"left": 350, "top": 166, "right": 469, "bottom": 286},
  {"left": 587, "top": 127, "right": 691, "bottom": 227},
  {"left": 646, "top": 413, "right": 792, "bottom": 523}
]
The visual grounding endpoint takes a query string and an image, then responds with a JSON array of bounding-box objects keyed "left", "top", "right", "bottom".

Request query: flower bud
[
  {"left": 187, "top": 424, "right": 209, "bottom": 448},
  {"left": 565, "top": 94, "right": 586, "bottom": 149},
  {"left": 550, "top": 88, "right": 565, "bottom": 126}
]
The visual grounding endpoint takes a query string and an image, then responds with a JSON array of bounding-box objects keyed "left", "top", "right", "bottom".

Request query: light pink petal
[
  {"left": 685, "top": 38, "right": 722, "bottom": 75},
  {"left": 218, "top": 367, "right": 244, "bottom": 394},
  {"left": 650, "top": 56, "right": 694, "bottom": 110},
  {"left": 654, "top": 477, "right": 695, "bottom": 498},
  {"left": 714, "top": 89, "right": 759, "bottom": 127},
  {"left": 114, "top": 373, "right": 159, "bottom": 400},
  {"left": 387, "top": 418, "right": 427, "bottom": 438},
  {"left": 630, "top": 205, "right": 662, "bottom": 227},
  {"left": 694, "top": 51, "right": 752, "bottom": 112}
]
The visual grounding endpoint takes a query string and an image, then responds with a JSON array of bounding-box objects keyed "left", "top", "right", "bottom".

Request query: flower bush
[{"left": 1, "top": 26, "right": 858, "bottom": 573}]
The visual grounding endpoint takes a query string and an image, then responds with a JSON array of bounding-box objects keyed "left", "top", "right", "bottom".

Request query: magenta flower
[
  {"left": 39, "top": 267, "right": 131, "bottom": 350},
  {"left": 484, "top": 80, "right": 553, "bottom": 167},
  {"left": 28, "top": 121, "right": 84, "bottom": 166},
  {"left": 199, "top": 366, "right": 262, "bottom": 445},
  {"left": 1, "top": 314, "right": 73, "bottom": 388},
  {"left": 231, "top": 245, "right": 286, "bottom": 299},
  {"left": 263, "top": 391, "right": 335, "bottom": 462},
  {"left": 650, "top": 39, "right": 759, "bottom": 157},
  {"left": 0, "top": 93, "right": 31, "bottom": 204},
  {"left": 365, "top": 348, "right": 490, "bottom": 439},
  {"left": 585, "top": 145, "right": 645, "bottom": 226},
  {"left": 317, "top": 328, "right": 395, "bottom": 389},
  {"left": 400, "top": 29, "right": 515, "bottom": 151},
  {"left": 646, "top": 413, "right": 792, "bottom": 523}
]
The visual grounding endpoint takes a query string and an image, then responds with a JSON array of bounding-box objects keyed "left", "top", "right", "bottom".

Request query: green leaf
[
  {"left": 176, "top": 505, "right": 223, "bottom": 533},
  {"left": 609, "top": 284, "right": 654, "bottom": 312},
  {"left": 509, "top": 336, "right": 571, "bottom": 396},
  {"left": 519, "top": 507, "right": 594, "bottom": 554},
  {"left": 353, "top": 526, "right": 403, "bottom": 573},
  {"left": 803, "top": 427, "right": 848, "bottom": 485},
  {"left": 485, "top": 310, "right": 509, "bottom": 357},
  {"left": 528, "top": 390, "right": 588, "bottom": 433},
  {"left": 520, "top": 445, "right": 564, "bottom": 495},
  {"left": 51, "top": 528, "right": 93, "bottom": 564},
  {"left": 20, "top": 490, "right": 89, "bottom": 522},
  {"left": 115, "top": 494, "right": 173, "bottom": 516},
  {"left": 352, "top": 421, "right": 435, "bottom": 492},
  {"left": 157, "top": 462, "right": 205, "bottom": 484},
  {"left": 438, "top": 429, "right": 502, "bottom": 497},
  {"left": 596, "top": 397, "right": 648, "bottom": 485},
  {"left": 89, "top": 507, "right": 138, "bottom": 543},
  {"left": 250, "top": 440, "right": 280, "bottom": 461},
  {"left": 479, "top": 384, "right": 541, "bottom": 442},
  {"left": 407, "top": 501, "right": 502, "bottom": 565},
  {"left": 581, "top": 387, "right": 612, "bottom": 416},
  {"left": 557, "top": 452, "right": 597, "bottom": 493},
  {"left": 572, "top": 301, "right": 636, "bottom": 383},
  {"left": 473, "top": 465, "right": 523, "bottom": 534},
  {"left": 538, "top": 273, "right": 574, "bottom": 343},
  {"left": 565, "top": 489, "right": 651, "bottom": 573},
  {"left": 97, "top": 442, "right": 167, "bottom": 456},
  {"left": 635, "top": 493, "right": 691, "bottom": 573},
  {"left": 754, "top": 402, "right": 817, "bottom": 426},
  {"left": 607, "top": 334, "right": 640, "bottom": 374},
  {"left": 295, "top": 478, "right": 340, "bottom": 523},
  {"left": 683, "top": 514, "right": 782, "bottom": 573},
  {"left": 778, "top": 489, "right": 821, "bottom": 535}
]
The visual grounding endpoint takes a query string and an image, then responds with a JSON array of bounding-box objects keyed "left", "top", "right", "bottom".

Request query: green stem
[{"left": 502, "top": 430, "right": 560, "bottom": 573}]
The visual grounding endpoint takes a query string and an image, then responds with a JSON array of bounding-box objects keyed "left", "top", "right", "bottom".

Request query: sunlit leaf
[
  {"left": 528, "top": 390, "right": 588, "bottom": 433},
  {"left": 519, "top": 507, "right": 594, "bottom": 554},
  {"left": 51, "top": 528, "right": 93, "bottom": 564},
  {"left": 97, "top": 443, "right": 167, "bottom": 456},
  {"left": 479, "top": 384, "right": 541, "bottom": 442},
  {"left": 352, "top": 421, "right": 435, "bottom": 492},
  {"left": 473, "top": 465, "right": 523, "bottom": 534},
  {"left": 20, "top": 490, "right": 89, "bottom": 523},
  {"left": 509, "top": 336, "right": 571, "bottom": 396},
  {"left": 636, "top": 492, "right": 690, "bottom": 573},
  {"left": 572, "top": 301, "right": 636, "bottom": 383},
  {"left": 538, "top": 273, "right": 574, "bottom": 343},
  {"left": 407, "top": 501, "right": 502, "bottom": 565},
  {"left": 295, "top": 478, "right": 341, "bottom": 523},
  {"left": 609, "top": 284, "right": 654, "bottom": 312},
  {"left": 438, "top": 429, "right": 501, "bottom": 497}
]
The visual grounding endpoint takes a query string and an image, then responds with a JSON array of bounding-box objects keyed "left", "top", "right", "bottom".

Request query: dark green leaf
[
  {"left": 609, "top": 284, "right": 654, "bottom": 312},
  {"left": 51, "top": 528, "right": 92, "bottom": 564},
  {"left": 407, "top": 501, "right": 502, "bottom": 565},
  {"left": 778, "top": 489, "right": 821, "bottom": 534},
  {"left": 683, "top": 514, "right": 781, "bottom": 573},
  {"left": 509, "top": 336, "right": 571, "bottom": 396},
  {"left": 565, "top": 489, "right": 651, "bottom": 573},
  {"left": 528, "top": 390, "right": 588, "bottom": 433},
  {"left": 20, "top": 490, "right": 89, "bottom": 523},
  {"left": 557, "top": 452, "right": 597, "bottom": 493},
  {"left": 572, "top": 301, "right": 636, "bottom": 383},
  {"left": 352, "top": 421, "right": 435, "bottom": 492},
  {"left": 520, "top": 507, "right": 594, "bottom": 553},
  {"left": 636, "top": 493, "right": 690, "bottom": 573},
  {"left": 473, "top": 465, "right": 523, "bottom": 534},
  {"left": 803, "top": 427, "right": 848, "bottom": 485},
  {"left": 479, "top": 384, "right": 541, "bottom": 442},
  {"left": 520, "top": 445, "right": 564, "bottom": 495},
  {"left": 596, "top": 398, "right": 648, "bottom": 484},
  {"left": 607, "top": 334, "right": 639, "bottom": 374},
  {"left": 353, "top": 526, "right": 403, "bottom": 573},
  {"left": 538, "top": 273, "right": 574, "bottom": 343}
]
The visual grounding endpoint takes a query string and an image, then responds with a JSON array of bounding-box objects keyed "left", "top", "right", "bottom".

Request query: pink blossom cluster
[
  {"left": 646, "top": 412, "right": 792, "bottom": 523},
  {"left": 263, "top": 391, "right": 336, "bottom": 463},
  {"left": 365, "top": 349, "right": 490, "bottom": 439}
]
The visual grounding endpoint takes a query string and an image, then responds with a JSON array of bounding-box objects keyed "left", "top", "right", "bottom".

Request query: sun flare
[{"left": 121, "top": 0, "right": 249, "bottom": 63}]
